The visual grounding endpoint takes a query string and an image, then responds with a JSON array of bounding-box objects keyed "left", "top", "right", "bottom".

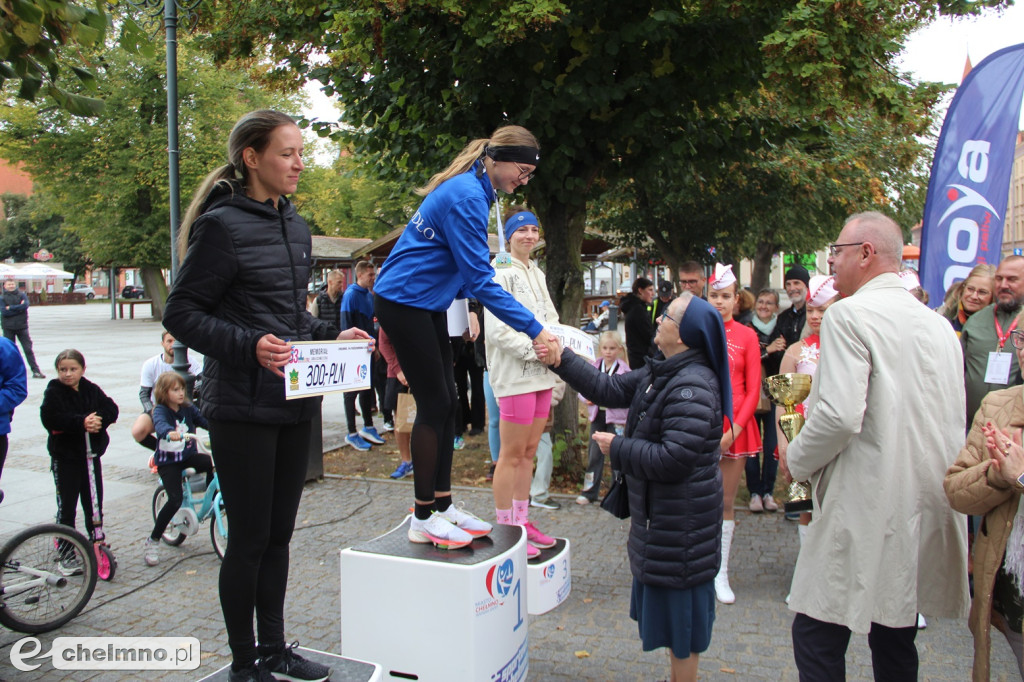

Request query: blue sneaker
[
  {"left": 359, "top": 426, "right": 385, "bottom": 445},
  {"left": 453, "top": 436, "right": 465, "bottom": 450},
  {"left": 345, "top": 433, "right": 372, "bottom": 451},
  {"left": 390, "top": 460, "right": 413, "bottom": 479}
]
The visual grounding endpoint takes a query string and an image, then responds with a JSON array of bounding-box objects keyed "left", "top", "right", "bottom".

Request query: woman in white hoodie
[{"left": 485, "top": 208, "right": 560, "bottom": 559}]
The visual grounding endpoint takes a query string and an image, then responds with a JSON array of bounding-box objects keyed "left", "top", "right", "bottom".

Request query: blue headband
[{"left": 504, "top": 211, "right": 539, "bottom": 242}]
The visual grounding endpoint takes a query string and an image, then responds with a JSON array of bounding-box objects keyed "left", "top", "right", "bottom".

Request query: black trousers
[
  {"left": 452, "top": 339, "right": 484, "bottom": 434},
  {"left": 792, "top": 612, "right": 918, "bottom": 682},
  {"left": 51, "top": 455, "right": 103, "bottom": 540},
  {"left": 344, "top": 387, "right": 375, "bottom": 435},
  {"left": 208, "top": 418, "right": 310, "bottom": 667},
  {"left": 150, "top": 454, "right": 214, "bottom": 541},
  {"left": 375, "top": 295, "right": 456, "bottom": 503},
  {"left": 4, "top": 327, "right": 40, "bottom": 373}
]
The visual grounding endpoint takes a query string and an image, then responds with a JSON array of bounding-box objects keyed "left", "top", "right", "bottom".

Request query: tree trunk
[
  {"left": 750, "top": 242, "right": 777, "bottom": 294},
  {"left": 140, "top": 266, "right": 167, "bottom": 321},
  {"left": 535, "top": 194, "right": 587, "bottom": 478}
]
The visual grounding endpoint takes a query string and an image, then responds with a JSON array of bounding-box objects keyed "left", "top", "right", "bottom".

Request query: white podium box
[
  {"left": 526, "top": 538, "right": 571, "bottom": 615},
  {"left": 198, "top": 646, "right": 382, "bottom": 681},
  {"left": 340, "top": 518, "right": 529, "bottom": 682}
]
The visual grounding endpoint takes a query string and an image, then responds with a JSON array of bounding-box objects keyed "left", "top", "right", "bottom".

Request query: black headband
[{"left": 484, "top": 145, "right": 540, "bottom": 165}]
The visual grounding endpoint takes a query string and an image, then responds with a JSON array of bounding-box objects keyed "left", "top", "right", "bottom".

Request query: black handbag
[{"left": 600, "top": 470, "right": 630, "bottom": 519}]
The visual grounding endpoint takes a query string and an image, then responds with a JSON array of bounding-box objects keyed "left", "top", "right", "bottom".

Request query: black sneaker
[
  {"left": 228, "top": 663, "right": 275, "bottom": 682},
  {"left": 262, "top": 643, "right": 331, "bottom": 682}
]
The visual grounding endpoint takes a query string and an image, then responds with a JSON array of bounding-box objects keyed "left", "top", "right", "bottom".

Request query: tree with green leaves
[
  {"left": 0, "top": 192, "right": 87, "bottom": 277},
  {"left": 0, "top": 37, "right": 296, "bottom": 318},
  {"left": 293, "top": 160, "right": 413, "bottom": 238},
  {"left": 197, "top": 0, "right": 1007, "bottom": 452},
  {"left": 593, "top": 93, "right": 936, "bottom": 291}
]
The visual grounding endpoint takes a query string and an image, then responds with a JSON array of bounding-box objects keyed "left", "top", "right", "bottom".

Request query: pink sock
[
  {"left": 512, "top": 499, "right": 529, "bottom": 526},
  {"left": 496, "top": 508, "right": 513, "bottom": 525}
]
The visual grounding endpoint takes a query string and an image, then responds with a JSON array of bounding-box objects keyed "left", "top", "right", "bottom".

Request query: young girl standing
[
  {"left": 144, "top": 371, "right": 214, "bottom": 567},
  {"left": 576, "top": 331, "right": 630, "bottom": 505},
  {"left": 707, "top": 264, "right": 762, "bottom": 606},
  {"left": 40, "top": 349, "right": 119, "bottom": 574},
  {"left": 486, "top": 208, "right": 560, "bottom": 559}
]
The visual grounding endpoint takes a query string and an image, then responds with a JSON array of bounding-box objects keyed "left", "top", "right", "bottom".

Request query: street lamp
[{"left": 126, "top": 0, "right": 202, "bottom": 382}]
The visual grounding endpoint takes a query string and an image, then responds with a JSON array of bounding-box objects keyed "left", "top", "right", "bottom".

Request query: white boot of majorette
[
  {"left": 197, "top": 646, "right": 383, "bottom": 681},
  {"left": 340, "top": 517, "right": 529, "bottom": 682},
  {"left": 526, "top": 538, "right": 571, "bottom": 615}
]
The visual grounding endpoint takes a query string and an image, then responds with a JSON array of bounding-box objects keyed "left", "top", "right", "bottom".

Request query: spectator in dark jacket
[
  {"left": 621, "top": 277, "right": 656, "bottom": 369},
  {"left": 340, "top": 260, "right": 384, "bottom": 450},
  {"left": 163, "top": 109, "right": 370, "bottom": 681},
  {"left": 769, "top": 265, "right": 810, "bottom": 348},
  {"left": 1, "top": 280, "right": 44, "bottom": 378},
  {"left": 536, "top": 292, "right": 729, "bottom": 682}
]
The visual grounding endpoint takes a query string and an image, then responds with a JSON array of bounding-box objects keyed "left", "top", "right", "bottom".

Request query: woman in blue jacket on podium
[
  {"left": 535, "top": 292, "right": 728, "bottom": 682},
  {"left": 374, "top": 124, "right": 560, "bottom": 550}
]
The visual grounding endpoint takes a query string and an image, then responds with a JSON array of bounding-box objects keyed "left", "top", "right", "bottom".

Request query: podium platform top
[
  {"left": 198, "top": 647, "right": 378, "bottom": 681},
  {"left": 350, "top": 518, "right": 522, "bottom": 565},
  {"left": 532, "top": 537, "right": 568, "bottom": 563}
]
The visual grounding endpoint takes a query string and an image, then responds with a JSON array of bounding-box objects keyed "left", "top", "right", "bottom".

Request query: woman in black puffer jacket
[
  {"left": 538, "top": 292, "right": 729, "bottom": 682},
  {"left": 164, "top": 110, "right": 369, "bottom": 682}
]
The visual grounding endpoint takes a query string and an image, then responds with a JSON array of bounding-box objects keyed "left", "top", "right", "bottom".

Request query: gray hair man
[{"left": 787, "top": 211, "right": 969, "bottom": 680}]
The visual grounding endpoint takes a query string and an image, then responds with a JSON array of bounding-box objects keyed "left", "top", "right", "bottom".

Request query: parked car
[
  {"left": 65, "top": 283, "right": 96, "bottom": 299},
  {"left": 121, "top": 285, "right": 146, "bottom": 299}
]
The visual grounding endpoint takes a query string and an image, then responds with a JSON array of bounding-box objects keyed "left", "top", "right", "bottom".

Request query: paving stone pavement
[
  {"left": 0, "top": 305, "right": 1019, "bottom": 680},
  {"left": 1, "top": 475, "right": 1021, "bottom": 681}
]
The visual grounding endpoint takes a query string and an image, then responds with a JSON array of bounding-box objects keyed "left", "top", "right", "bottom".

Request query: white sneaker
[
  {"left": 762, "top": 494, "right": 779, "bottom": 512},
  {"left": 144, "top": 538, "right": 160, "bottom": 566},
  {"left": 436, "top": 502, "right": 492, "bottom": 537},
  {"left": 408, "top": 514, "right": 473, "bottom": 549}
]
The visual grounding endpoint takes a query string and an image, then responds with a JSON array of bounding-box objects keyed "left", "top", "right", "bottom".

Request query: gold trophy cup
[{"left": 762, "top": 372, "right": 813, "bottom": 513}]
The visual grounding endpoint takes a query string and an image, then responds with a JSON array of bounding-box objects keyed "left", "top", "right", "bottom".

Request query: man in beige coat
[{"left": 787, "top": 211, "right": 970, "bottom": 680}]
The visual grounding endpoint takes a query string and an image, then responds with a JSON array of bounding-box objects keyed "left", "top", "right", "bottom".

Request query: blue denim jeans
[{"left": 483, "top": 371, "right": 500, "bottom": 463}]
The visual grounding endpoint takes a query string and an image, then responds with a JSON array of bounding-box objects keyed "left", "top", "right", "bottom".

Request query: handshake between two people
[{"left": 533, "top": 329, "right": 563, "bottom": 367}]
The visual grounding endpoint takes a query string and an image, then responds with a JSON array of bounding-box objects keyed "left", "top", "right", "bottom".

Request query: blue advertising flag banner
[{"left": 920, "top": 43, "right": 1024, "bottom": 302}]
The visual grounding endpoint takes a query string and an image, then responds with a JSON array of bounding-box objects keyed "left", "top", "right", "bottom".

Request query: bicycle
[
  {"left": 150, "top": 436, "right": 227, "bottom": 559},
  {"left": 0, "top": 520, "right": 97, "bottom": 633}
]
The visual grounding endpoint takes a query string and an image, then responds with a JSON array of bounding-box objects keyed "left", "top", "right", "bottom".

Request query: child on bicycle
[
  {"left": 40, "top": 349, "right": 119, "bottom": 575},
  {"left": 145, "top": 371, "right": 213, "bottom": 566}
]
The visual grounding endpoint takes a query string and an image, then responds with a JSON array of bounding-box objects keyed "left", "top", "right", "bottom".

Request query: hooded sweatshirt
[{"left": 485, "top": 257, "right": 559, "bottom": 399}]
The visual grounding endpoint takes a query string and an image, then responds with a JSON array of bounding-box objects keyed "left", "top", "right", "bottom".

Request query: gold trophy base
[{"left": 784, "top": 481, "right": 812, "bottom": 513}]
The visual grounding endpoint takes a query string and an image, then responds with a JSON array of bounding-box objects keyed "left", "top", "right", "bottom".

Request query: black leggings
[
  {"left": 375, "top": 295, "right": 456, "bottom": 506},
  {"left": 208, "top": 418, "right": 311, "bottom": 668},
  {"left": 150, "top": 454, "right": 214, "bottom": 541},
  {"left": 51, "top": 455, "right": 103, "bottom": 541}
]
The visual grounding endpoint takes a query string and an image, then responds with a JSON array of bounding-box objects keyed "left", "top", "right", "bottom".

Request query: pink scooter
[{"left": 84, "top": 433, "right": 117, "bottom": 581}]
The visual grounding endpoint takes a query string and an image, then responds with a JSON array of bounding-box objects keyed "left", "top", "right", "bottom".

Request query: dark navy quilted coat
[
  {"left": 164, "top": 181, "right": 338, "bottom": 424},
  {"left": 552, "top": 347, "right": 724, "bottom": 589}
]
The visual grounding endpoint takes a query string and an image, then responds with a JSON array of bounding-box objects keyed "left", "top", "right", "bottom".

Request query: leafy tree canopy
[
  {"left": 293, "top": 157, "right": 415, "bottom": 239},
  {"left": 0, "top": 35, "right": 296, "bottom": 269},
  {"left": 0, "top": 191, "right": 88, "bottom": 277}
]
